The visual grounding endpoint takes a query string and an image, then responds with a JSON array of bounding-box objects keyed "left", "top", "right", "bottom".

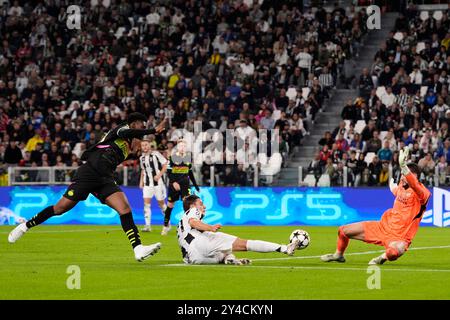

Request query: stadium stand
[
  {"left": 0, "top": 0, "right": 374, "bottom": 187},
  {"left": 297, "top": 4, "right": 450, "bottom": 187}
]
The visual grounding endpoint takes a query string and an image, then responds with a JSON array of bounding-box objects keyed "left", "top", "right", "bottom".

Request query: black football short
[
  {"left": 167, "top": 181, "right": 191, "bottom": 203},
  {"left": 63, "top": 163, "right": 121, "bottom": 204}
]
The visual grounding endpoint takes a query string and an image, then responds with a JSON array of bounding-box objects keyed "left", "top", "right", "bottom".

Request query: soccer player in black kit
[
  {"left": 161, "top": 139, "right": 200, "bottom": 235},
  {"left": 8, "top": 113, "right": 166, "bottom": 262}
]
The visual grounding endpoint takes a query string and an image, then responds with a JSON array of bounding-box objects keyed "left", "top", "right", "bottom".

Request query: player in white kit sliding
[
  {"left": 177, "top": 195, "right": 301, "bottom": 265},
  {"left": 139, "top": 140, "right": 168, "bottom": 232}
]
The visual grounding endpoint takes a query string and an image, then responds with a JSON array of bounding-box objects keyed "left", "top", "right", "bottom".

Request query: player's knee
[
  {"left": 338, "top": 226, "right": 348, "bottom": 237},
  {"left": 114, "top": 203, "right": 131, "bottom": 215},
  {"left": 53, "top": 204, "right": 69, "bottom": 215},
  {"left": 386, "top": 247, "right": 400, "bottom": 261}
]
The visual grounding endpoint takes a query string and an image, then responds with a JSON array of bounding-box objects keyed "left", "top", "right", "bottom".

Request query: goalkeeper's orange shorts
[{"left": 362, "top": 220, "right": 411, "bottom": 249}]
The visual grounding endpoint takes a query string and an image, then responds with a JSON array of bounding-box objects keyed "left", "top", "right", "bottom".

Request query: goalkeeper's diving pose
[{"left": 321, "top": 147, "right": 431, "bottom": 265}]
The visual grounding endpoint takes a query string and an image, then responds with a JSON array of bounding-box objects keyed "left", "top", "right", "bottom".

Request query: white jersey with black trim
[
  {"left": 139, "top": 151, "right": 167, "bottom": 187},
  {"left": 177, "top": 207, "right": 205, "bottom": 263}
]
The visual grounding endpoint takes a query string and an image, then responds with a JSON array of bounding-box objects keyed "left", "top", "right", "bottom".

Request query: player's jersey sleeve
[
  {"left": 116, "top": 125, "right": 129, "bottom": 137},
  {"left": 186, "top": 208, "right": 202, "bottom": 222},
  {"left": 405, "top": 173, "right": 431, "bottom": 205},
  {"left": 139, "top": 156, "right": 145, "bottom": 170},
  {"left": 155, "top": 151, "right": 168, "bottom": 165}
]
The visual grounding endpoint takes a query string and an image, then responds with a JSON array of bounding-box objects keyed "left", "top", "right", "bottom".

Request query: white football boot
[
  {"left": 224, "top": 254, "right": 252, "bottom": 265},
  {"left": 161, "top": 224, "right": 171, "bottom": 236},
  {"left": 286, "top": 238, "right": 300, "bottom": 256},
  {"left": 134, "top": 242, "right": 162, "bottom": 262},
  {"left": 142, "top": 226, "right": 152, "bottom": 232},
  {"left": 368, "top": 255, "right": 387, "bottom": 265},
  {"left": 320, "top": 253, "right": 346, "bottom": 263},
  {"left": 8, "top": 223, "right": 28, "bottom": 244}
]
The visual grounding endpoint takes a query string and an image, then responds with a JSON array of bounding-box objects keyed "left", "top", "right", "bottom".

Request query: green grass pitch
[{"left": 1, "top": 225, "right": 450, "bottom": 299}]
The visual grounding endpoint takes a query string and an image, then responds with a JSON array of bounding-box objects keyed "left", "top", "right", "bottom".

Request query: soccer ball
[{"left": 289, "top": 229, "right": 310, "bottom": 249}]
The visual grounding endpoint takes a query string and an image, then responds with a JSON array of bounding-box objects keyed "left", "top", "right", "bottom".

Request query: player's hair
[
  {"left": 407, "top": 162, "right": 421, "bottom": 176},
  {"left": 127, "top": 112, "right": 147, "bottom": 125},
  {"left": 183, "top": 195, "right": 200, "bottom": 212}
]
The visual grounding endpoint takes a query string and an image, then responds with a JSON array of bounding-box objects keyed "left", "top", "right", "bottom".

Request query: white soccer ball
[{"left": 289, "top": 229, "right": 310, "bottom": 249}]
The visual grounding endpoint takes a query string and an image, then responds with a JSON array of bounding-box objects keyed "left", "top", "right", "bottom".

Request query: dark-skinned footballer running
[{"left": 8, "top": 112, "right": 166, "bottom": 262}]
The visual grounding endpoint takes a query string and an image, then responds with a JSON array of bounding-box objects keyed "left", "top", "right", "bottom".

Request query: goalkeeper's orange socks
[
  {"left": 120, "top": 212, "right": 141, "bottom": 249},
  {"left": 336, "top": 226, "right": 349, "bottom": 255}
]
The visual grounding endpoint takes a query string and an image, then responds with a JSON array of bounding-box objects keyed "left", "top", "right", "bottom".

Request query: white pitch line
[
  {"left": 160, "top": 244, "right": 450, "bottom": 267},
  {"left": 161, "top": 264, "right": 450, "bottom": 273},
  {"left": 251, "top": 244, "right": 450, "bottom": 262},
  {"left": 0, "top": 228, "right": 121, "bottom": 234}
]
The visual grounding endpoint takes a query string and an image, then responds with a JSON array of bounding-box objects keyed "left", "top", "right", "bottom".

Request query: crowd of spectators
[
  {"left": 0, "top": 0, "right": 370, "bottom": 186},
  {"left": 309, "top": 6, "right": 450, "bottom": 187}
]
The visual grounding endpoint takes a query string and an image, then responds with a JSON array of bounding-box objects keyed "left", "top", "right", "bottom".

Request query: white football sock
[
  {"left": 246, "top": 240, "right": 283, "bottom": 253},
  {"left": 144, "top": 204, "right": 151, "bottom": 226}
]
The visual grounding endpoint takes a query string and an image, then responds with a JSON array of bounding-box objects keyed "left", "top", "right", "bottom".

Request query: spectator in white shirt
[
  {"left": 146, "top": 7, "right": 160, "bottom": 25},
  {"left": 171, "top": 10, "right": 185, "bottom": 25},
  {"left": 182, "top": 31, "right": 195, "bottom": 47},
  {"left": 432, "top": 97, "right": 449, "bottom": 119},
  {"left": 296, "top": 47, "right": 313, "bottom": 78},
  {"left": 8, "top": 1, "right": 23, "bottom": 16},
  {"left": 240, "top": 57, "right": 255, "bottom": 76},
  {"left": 381, "top": 86, "right": 396, "bottom": 107},
  {"left": 235, "top": 120, "right": 257, "bottom": 142},
  {"left": 213, "top": 36, "right": 229, "bottom": 55},
  {"left": 157, "top": 58, "right": 173, "bottom": 79},
  {"left": 409, "top": 66, "right": 423, "bottom": 85}
]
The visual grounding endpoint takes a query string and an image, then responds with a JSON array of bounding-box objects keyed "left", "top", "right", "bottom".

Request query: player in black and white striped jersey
[
  {"left": 139, "top": 140, "right": 168, "bottom": 232},
  {"left": 177, "top": 195, "right": 301, "bottom": 265}
]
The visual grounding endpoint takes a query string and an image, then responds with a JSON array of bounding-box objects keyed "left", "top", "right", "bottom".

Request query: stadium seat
[
  {"left": 317, "top": 174, "right": 331, "bottom": 187},
  {"left": 301, "top": 87, "right": 310, "bottom": 100},
  {"left": 420, "top": 86, "right": 428, "bottom": 97},
  {"left": 379, "top": 131, "right": 388, "bottom": 142},
  {"left": 260, "top": 153, "right": 282, "bottom": 177},
  {"left": 364, "top": 152, "right": 376, "bottom": 165},
  {"left": 354, "top": 120, "right": 366, "bottom": 134},
  {"left": 286, "top": 87, "right": 298, "bottom": 101},
  {"left": 376, "top": 86, "right": 386, "bottom": 98},
  {"left": 344, "top": 120, "right": 351, "bottom": 130},
  {"left": 303, "top": 174, "right": 316, "bottom": 187},
  {"left": 115, "top": 27, "right": 126, "bottom": 39}
]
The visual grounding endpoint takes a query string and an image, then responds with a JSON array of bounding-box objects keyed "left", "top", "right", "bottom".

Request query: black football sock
[
  {"left": 120, "top": 212, "right": 141, "bottom": 249},
  {"left": 163, "top": 206, "right": 173, "bottom": 227},
  {"left": 26, "top": 206, "right": 56, "bottom": 228}
]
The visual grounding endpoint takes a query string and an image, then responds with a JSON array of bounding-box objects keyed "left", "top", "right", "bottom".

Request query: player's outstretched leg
[
  {"left": 321, "top": 223, "right": 365, "bottom": 263},
  {"left": 162, "top": 202, "right": 173, "bottom": 235},
  {"left": 142, "top": 200, "right": 151, "bottom": 232},
  {"left": 368, "top": 241, "right": 407, "bottom": 265},
  {"left": 8, "top": 197, "right": 77, "bottom": 243},
  {"left": 105, "top": 192, "right": 161, "bottom": 262},
  {"left": 226, "top": 237, "right": 300, "bottom": 265}
]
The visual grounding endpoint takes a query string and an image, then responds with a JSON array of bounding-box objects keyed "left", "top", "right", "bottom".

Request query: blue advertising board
[{"left": 0, "top": 186, "right": 448, "bottom": 227}]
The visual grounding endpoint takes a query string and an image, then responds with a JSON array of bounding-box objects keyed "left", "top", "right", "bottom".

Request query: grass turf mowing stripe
[
  {"left": 160, "top": 244, "right": 450, "bottom": 266},
  {"left": 161, "top": 264, "right": 450, "bottom": 273},
  {"left": 0, "top": 228, "right": 122, "bottom": 234}
]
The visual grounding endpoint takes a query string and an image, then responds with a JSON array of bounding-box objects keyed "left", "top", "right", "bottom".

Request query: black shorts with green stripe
[
  {"left": 63, "top": 163, "right": 121, "bottom": 204},
  {"left": 167, "top": 181, "right": 191, "bottom": 203}
]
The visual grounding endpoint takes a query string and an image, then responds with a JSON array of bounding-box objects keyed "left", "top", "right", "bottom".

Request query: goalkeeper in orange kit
[{"left": 321, "top": 147, "right": 431, "bottom": 265}]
